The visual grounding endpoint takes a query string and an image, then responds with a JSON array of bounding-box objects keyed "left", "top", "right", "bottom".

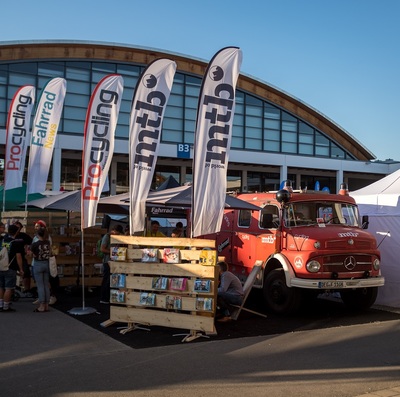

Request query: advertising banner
[
  {"left": 26, "top": 77, "right": 67, "bottom": 194},
  {"left": 192, "top": 47, "right": 242, "bottom": 237},
  {"left": 5, "top": 85, "right": 35, "bottom": 190},
  {"left": 81, "top": 74, "right": 124, "bottom": 229},
  {"left": 129, "top": 59, "right": 176, "bottom": 234}
]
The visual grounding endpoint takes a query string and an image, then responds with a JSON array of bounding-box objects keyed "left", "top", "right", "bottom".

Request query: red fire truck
[{"left": 206, "top": 184, "right": 384, "bottom": 314}]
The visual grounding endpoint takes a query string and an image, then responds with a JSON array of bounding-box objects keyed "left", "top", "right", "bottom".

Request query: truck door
[
  {"left": 256, "top": 205, "right": 280, "bottom": 262},
  {"left": 231, "top": 209, "right": 258, "bottom": 281}
]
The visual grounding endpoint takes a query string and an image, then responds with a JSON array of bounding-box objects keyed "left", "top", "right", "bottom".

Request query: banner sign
[
  {"left": 129, "top": 59, "right": 176, "bottom": 234},
  {"left": 26, "top": 77, "right": 67, "bottom": 194},
  {"left": 5, "top": 85, "right": 36, "bottom": 190},
  {"left": 81, "top": 74, "right": 124, "bottom": 229},
  {"left": 192, "top": 47, "right": 242, "bottom": 237}
]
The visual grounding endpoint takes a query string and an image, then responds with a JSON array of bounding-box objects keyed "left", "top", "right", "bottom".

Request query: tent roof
[
  {"left": 0, "top": 184, "right": 45, "bottom": 211},
  {"left": 351, "top": 169, "right": 400, "bottom": 214}
]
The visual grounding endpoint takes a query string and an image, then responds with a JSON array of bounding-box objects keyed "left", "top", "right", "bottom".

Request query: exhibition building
[{"left": 0, "top": 40, "right": 398, "bottom": 195}]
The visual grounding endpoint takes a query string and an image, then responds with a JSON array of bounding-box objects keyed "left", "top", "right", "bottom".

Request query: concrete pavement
[{"left": 1, "top": 299, "right": 400, "bottom": 397}]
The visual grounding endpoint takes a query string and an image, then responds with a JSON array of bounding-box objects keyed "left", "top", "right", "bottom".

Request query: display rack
[{"left": 102, "top": 235, "right": 219, "bottom": 342}]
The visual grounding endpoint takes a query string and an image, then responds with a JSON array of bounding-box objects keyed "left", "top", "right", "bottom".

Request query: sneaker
[
  {"left": 100, "top": 300, "right": 109, "bottom": 305},
  {"left": 32, "top": 299, "right": 39, "bottom": 305},
  {"left": 3, "top": 307, "right": 16, "bottom": 312},
  {"left": 49, "top": 296, "right": 57, "bottom": 305}
]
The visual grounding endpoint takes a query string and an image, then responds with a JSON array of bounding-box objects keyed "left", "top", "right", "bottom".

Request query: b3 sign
[{"left": 177, "top": 143, "right": 191, "bottom": 158}]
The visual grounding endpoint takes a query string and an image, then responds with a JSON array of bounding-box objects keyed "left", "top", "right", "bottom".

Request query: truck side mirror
[{"left": 362, "top": 215, "right": 369, "bottom": 229}]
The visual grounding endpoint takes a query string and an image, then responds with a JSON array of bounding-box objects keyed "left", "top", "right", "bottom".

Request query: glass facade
[
  {"left": 0, "top": 59, "right": 354, "bottom": 159},
  {"left": 0, "top": 58, "right": 355, "bottom": 192}
]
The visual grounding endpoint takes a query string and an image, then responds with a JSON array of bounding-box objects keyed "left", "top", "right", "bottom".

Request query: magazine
[
  {"left": 152, "top": 276, "right": 169, "bottom": 290},
  {"left": 110, "top": 273, "right": 126, "bottom": 288},
  {"left": 110, "top": 290, "right": 125, "bottom": 303},
  {"left": 163, "top": 248, "right": 180, "bottom": 264},
  {"left": 139, "top": 292, "right": 156, "bottom": 306},
  {"left": 141, "top": 248, "right": 159, "bottom": 262},
  {"left": 165, "top": 295, "right": 182, "bottom": 310},
  {"left": 110, "top": 246, "right": 127, "bottom": 261},
  {"left": 199, "top": 249, "right": 217, "bottom": 266},
  {"left": 170, "top": 277, "right": 187, "bottom": 291},
  {"left": 173, "top": 296, "right": 182, "bottom": 310},
  {"left": 193, "top": 279, "right": 211, "bottom": 293},
  {"left": 165, "top": 295, "right": 175, "bottom": 310},
  {"left": 195, "top": 297, "right": 213, "bottom": 311}
]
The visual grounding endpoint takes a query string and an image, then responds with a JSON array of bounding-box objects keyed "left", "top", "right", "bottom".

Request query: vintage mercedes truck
[{"left": 204, "top": 184, "right": 384, "bottom": 314}]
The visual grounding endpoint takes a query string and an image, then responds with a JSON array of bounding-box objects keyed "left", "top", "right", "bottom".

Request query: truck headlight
[
  {"left": 314, "top": 241, "right": 321, "bottom": 249},
  {"left": 307, "top": 260, "right": 321, "bottom": 272},
  {"left": 373, "top": 258, "right": 380, "bottom": 271}
]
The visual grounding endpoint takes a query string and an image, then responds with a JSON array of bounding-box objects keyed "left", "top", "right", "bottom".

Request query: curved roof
[{"left": 0, "top": 40, "right": 374, "bottom": 161}]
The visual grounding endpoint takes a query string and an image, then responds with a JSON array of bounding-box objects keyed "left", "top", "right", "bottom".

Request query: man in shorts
[{"left": 0, "top": 224, "right": 24, "bottom": 312}]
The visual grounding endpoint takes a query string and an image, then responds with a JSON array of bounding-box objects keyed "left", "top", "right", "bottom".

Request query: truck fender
[{"left": 264, "top": 253, "right": 296, "bottom": 287}]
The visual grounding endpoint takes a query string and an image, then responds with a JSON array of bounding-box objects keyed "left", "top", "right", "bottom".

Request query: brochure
[
  {"left": 139, "top": 292, "right": 156, "bottom": 306},
  {"left": 163, "top": 248, "right": 180, "bottom": 263},
  {"left": 142, "top": 248, "right": 159, "bottom": 262},
  {"left": 193, "top": 279, "right": 211, "bottom": 293},
  {"left": 110, "top": 246, "right": 127, "bottom": 261},
  {"left": 170, "top": 277, "right": 187, "bottom": 291},
  {"left": 110, "top": 273, "right": 126, "bottom": 288}
]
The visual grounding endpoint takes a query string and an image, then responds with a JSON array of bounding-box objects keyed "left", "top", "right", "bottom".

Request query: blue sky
[{"left": 1, "top": 0, "right": 399, "bottom": 161}]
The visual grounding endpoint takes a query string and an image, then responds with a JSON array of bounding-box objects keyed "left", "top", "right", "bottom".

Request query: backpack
[
  {"left": 0, "top": 244, "right": 10, "bottom": 271},
  {"left": 96, "top": 238, "right": 104, "bottom": 259}
]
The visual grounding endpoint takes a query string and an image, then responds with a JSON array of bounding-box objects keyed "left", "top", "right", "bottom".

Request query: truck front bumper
[{"left": 290, "top": 276, "right": 385, "bottom": 290}]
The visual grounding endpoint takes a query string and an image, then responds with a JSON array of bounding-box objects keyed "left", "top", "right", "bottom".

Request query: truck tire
[
  {"left": 263, "top": 268, "right": 302, "bottom": 314},
  {"left": 340, "top": 287, "right": 378, "bottom": 311}
]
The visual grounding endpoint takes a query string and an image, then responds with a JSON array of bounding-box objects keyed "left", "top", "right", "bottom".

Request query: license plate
[{"left": 318, "top": 281, "right": 344, "bottom": 288}]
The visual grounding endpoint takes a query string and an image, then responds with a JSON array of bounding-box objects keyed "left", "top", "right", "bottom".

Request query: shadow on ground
[{"left": 52, "top": 286, "right": 400, "bottom": 349}]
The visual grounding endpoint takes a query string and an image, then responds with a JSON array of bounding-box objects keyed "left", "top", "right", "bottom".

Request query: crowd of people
[{"left": 0, "top": 219, "right": 58, "bottom": 313}]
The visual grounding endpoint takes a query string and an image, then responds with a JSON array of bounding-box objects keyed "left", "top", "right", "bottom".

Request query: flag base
[{"left": 68, "top": 306, "right": 97, "bottom": 316}]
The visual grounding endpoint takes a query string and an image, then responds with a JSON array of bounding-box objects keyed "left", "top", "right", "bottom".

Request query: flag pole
[
  {"left": 68, "top": 229, "right": 96, "bottom": 315},
  {"left": 69, "top": 74, "right": 123, "bottom": 316}
]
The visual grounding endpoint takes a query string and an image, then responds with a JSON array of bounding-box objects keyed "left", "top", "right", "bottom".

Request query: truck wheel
[
  {"left": 263, "top": 268, "right": 302, "bottom": 314},
  {"left": 340, "top": 287, "right": 378, "bottom": 311}
]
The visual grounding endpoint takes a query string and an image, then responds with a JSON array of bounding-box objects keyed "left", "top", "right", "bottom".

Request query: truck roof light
[{"left": 339, "top": 183, "right": 349, "bottom": 195}]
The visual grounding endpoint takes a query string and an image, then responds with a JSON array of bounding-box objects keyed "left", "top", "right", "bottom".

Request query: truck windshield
[{"left": 283, "top": 201, "right": 361, "bottom": 228}]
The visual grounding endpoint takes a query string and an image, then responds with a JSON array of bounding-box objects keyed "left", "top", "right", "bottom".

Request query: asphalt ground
[
  {"left": 50, "top": 286, "right": 400, "bottom": 349},
  {"left": 4, "top": 286, "right": 400, "bottom": 397}
]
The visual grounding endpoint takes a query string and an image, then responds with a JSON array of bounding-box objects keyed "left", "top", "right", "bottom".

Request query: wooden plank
[
  {"left": 126, "top": 248, "right": 216, "bottom": 262},
  {"left": 110, "top": 261, "right": 218, "bottom": 278},
  {"left": 110, "top": 305, "right": 215, "bottom": 333},
  {"left": 117, "top": 275, "right": 215, "bottom": 295},
  {"left": 111, "top": 235, "right": 215, "bottom": 248},
  {"left": 111, "top": 290, "right": 215, "bottom": 313}
]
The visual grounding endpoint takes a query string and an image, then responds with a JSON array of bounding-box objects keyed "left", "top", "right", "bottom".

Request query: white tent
[{"left": 351, "top": 169, "right": 400, "bottom": 307}]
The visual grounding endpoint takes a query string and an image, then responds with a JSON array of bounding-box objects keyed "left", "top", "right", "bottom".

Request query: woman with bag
[
  {"left": 30, "top": 227, "right": 51, "bottom": 312},
  {"left": 31, "top": 220, "right": 58, "bottom": 306}
]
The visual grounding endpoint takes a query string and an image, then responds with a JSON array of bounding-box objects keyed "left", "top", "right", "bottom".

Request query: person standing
[
  {"left": 100, "top": 224, "right": 123, "bottom": 304},
  {"left": 14, "top": 221, "right": 33, "bottom": 294},
  {"left": 31, "top": 220, "right": 58, "bottom": 305},
  {"left": 30, "top": 227, "right": 51, "bottom": 312},
  {"left": 0, "top": 224, "right": 24, "bottom": 312},
  {"left": 217, "top": 261, "right": 244, "bottom": 322}
]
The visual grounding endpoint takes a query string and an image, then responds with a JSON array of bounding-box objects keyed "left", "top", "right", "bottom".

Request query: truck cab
[{"left": 208, "top": 187, "right": 384, "bottom": 314}]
